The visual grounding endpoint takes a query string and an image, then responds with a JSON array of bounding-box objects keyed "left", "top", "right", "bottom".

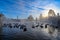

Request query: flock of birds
[
  {"left": 3, "top": 23, "right": 27, "bottom": 32},
  {"left": 2, "top": 23, "right": 59, "bottom": 33}
]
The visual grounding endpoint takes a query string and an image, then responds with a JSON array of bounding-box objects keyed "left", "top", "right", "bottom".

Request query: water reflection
[{"left": 0, "top": 24, "right": 60, "bottom": 40}]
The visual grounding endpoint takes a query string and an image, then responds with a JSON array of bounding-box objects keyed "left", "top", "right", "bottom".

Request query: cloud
[
  {"left": 41, "top": 3, "right": 60, "bottom": 16},
  {"left": 22, "top": 0, "right": 51, "bottom": 18},
  {"left": 27, "top": 0, "right": 60, "bottom": 18},
  {"left": 1, "top": 0, "right": 60, "bottom": 19}
]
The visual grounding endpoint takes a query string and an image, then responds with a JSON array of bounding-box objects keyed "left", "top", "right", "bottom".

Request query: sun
[
  {"left": 42, "top": 13, "right": 48, "bottom": 18},
  {"left": 42, "top": 8, "right": 57, "bottom": 18}
]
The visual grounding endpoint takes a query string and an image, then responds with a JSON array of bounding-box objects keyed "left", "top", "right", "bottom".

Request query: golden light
[
  {"left": 43, "top": 4, "right": 59, "bottom": 15},
  {"left": 42, "top": 8, "right": 57, "bottom": 18},
  {"left": 42, "top": 13, "right": 48, "bottom": 18}
]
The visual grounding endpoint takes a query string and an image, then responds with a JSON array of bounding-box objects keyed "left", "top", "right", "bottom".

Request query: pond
[{"left": 0, "top": 24, "right": 60, "bottom": 40}]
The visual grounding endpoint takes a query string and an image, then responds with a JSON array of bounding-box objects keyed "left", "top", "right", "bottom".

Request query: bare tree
[{"left": 0, "top": 14, "right": 4, "bottom": 27}]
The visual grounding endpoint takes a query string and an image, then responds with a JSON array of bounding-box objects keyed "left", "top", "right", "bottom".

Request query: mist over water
[{"left": 0, "top": 23, "right": 60, "bottom": 40}]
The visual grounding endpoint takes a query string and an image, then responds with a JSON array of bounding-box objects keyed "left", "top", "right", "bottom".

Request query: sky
[{"left": 0, "top": 0, "right": 60, "bottom": 19}]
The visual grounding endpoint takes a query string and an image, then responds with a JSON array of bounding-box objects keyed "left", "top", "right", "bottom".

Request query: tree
[
  {"left": 0, "top": 13, "right": 4, "bottom": 27},
  {"left": 36, "top": 17, "right": 38, "bottom": 23},
  {"left": 28, "top": 15, "right": 34, "bottom": 21}
]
